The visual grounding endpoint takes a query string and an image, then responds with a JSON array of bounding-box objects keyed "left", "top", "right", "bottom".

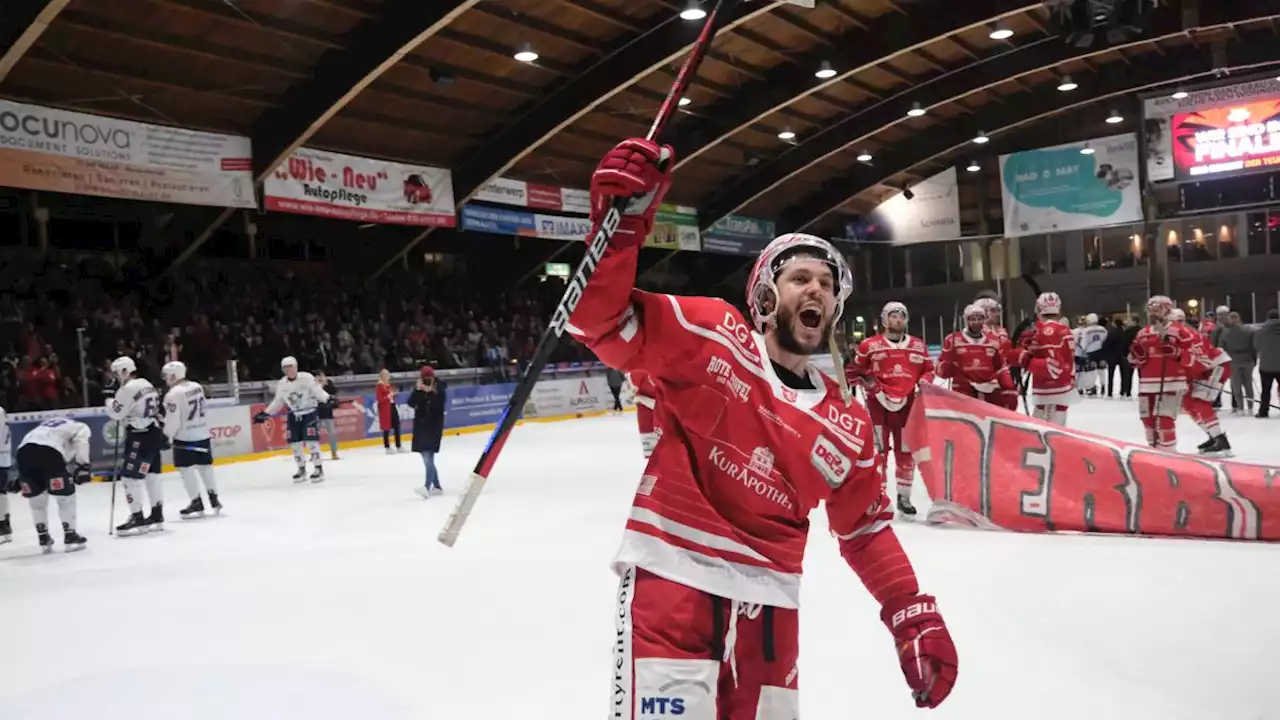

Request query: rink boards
[{"left": 5, "top": 375, "right": 633, "bottom": 476}]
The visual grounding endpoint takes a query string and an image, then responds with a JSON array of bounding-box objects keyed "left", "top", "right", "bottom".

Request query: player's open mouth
[{"left": 799, "top": 306, "right": 822, "bottom": 328}]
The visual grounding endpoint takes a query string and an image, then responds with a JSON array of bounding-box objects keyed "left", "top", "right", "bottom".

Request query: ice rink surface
[{"left": 2, "top": 398, "right": 1279, "bottom": 720}]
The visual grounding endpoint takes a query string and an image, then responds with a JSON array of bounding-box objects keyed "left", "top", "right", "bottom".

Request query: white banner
[
  {"left": 533, "top": 213, "right": 592, "bottom": 241},
  {"left": 265, "top": 147, "right": 456, "bottom": 227},
  {"left": 523, "top": 376, "right": 628, "bottom": 419},
  {"left": 205, "top": 404, "right": 254, "bottom": 458},
  {"left": 999, "top": 134, "right": 1143, "bottom": 238},
  {"left": 849, "top": 167, "right": 960, "bottom": 245},
  {"left": 473, "top": 176, "right": 590, "bottom": 215},
  {"left": 0, "top": 100, "right": 255, "bottom": 208}
]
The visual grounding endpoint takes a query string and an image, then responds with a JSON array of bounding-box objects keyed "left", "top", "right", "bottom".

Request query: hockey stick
[
  {"left": 439, "top": 0, "right": 773, "bottom": 547},
  {"left": 107, "top": 421, "right": 122, "bottom": 536}
]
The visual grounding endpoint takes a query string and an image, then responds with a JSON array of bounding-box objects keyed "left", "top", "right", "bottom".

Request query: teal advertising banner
[
  {"left": 702, "top": 214, "right": 777, "bottom": 256},
  {"left": 999, "top": 133, "right": 1142, "bottom": 238}
]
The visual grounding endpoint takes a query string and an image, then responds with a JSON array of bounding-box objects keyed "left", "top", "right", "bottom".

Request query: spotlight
[
  {"left": 1057, "top": 75, "right": 1078, "bottom": 92},
  {"left": 678, "top": 97, "right": 691, "bottom": 107},
  {"left": 513, "top": 43, "right": 538, "bottom": 63},
  {"left": 815, "top": 61, "right": 837, "bottom": 79},
  {"left": 966, "top": 161, "right": 981, "bottom": 172},
  {"left": 989, "top": 27, "right": 1013, "bottom": 40},
  {"left": 906, "top": 102, "right": 926, "bottom": 118},
  {"left": 777, "top": 128, "right": 796, "bottom": 141},
  {"left": 1171, "top": 90, "right": 1188, "bottom": 100},
  {"left": 856, "top": 150, "right": 872, "bottom": 162},
  {"left": 679, "top": 2, "right": 707, "bottom": 20},
  {"left": 1106, "top": 109, "right": 1124, "bottom": 124},
  {"left": 973, "top": 131, "right": 990, "bottom": 144},
  {"left": 1080, "top": 145, "right": 1096, "bottom": 155}
]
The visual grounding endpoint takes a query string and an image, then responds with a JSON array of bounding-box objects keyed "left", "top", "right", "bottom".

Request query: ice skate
[
  {"left": 310, "top": 466, "right": 325, "bottom": 483},
  {"left": 897, "top": 495, "right": 917, "bottom": 517},
  {"left": 147, "top": 504, "right": 165, "bottom": 532},
  {"left": 179, "top": 497, "right": 205, "bottom": 520},
  {"left": 1202, "top": 435, "right": 1233, "bottom": 458},
  {"left": 414, "top": 485, "right": 432, "bottom": 499},
  {"left": 385, "top": 447, "right": 396, "bottom": 456},
  {"left": 208, "top": 491, "right": 223, "bottom": 515},
  {"left": 116, "top": 511, "right": 149, "bottom": 537},
  {"left": 63, "top": 523, "right": 87, "bottom": 553},
  {"left": 37, "top": 523, "right": 54, "bottom": 554},
  {"left": 0, "top": 516, "right": 11, "bottom": 545},
  {"left": 429, "top": 486, "right": 443, "bottom": 496},
  {"left": 292, "top": 466, "right": 308, "bottom": 483},
  {"left": 1196, "top": 437, "right": 1216, "bottom": 454}
]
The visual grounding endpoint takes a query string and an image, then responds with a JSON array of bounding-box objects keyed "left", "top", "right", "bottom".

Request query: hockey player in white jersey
[
  {"left": 16, "top": 417, "right": 91, "bottom": 553},
  {"left": 161, "top": 361, "right": 223, "bottom": 519},
  {"left": 1077, "top": 313, "right": 1108, "bottom": 396},
  {"left": 105, "top": 356, "right": 166, "bottom": 536},
  {"left": 254, "top": 356, "right": 330, "bottom": 482},
  {"left": 0, "top": 404, "right": 12, "bottom": 545}
]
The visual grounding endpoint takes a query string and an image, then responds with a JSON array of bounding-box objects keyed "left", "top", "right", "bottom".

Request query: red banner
[
  {"left": 249, "top": 398, "right": 369, "bottom": 453},
  {"left": 904, "top": 384, "right": 1280, "bottom": 541},
  {"left": 1172, "top": 98, "right": 1280, "bottom": 180}
]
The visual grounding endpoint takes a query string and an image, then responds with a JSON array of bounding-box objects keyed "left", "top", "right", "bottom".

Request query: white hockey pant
[
  {"left": 1032, "top": 404, "right": 1069, "bottom": 426},
  {"left": 29, "top": 492, "right": 77, "bottom": 532}
]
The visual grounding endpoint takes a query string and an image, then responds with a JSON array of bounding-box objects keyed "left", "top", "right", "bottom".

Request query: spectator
[
  {"left": 376, "top": 368, "right": 403, "bottom": 454},
  {"left": 1254, "top": 309, "right": 1280, "bottom": 419},
  {"left": 410, "top": 366, "right": 446, "bottom": 498},
  {"left": 1219, "top": 312, "right": 1256, "bottom": 415},
  {"left": 606, "top": 368, "right": 625, "bottom": 414},
  {"left": 316, "top": 370, "right": 340, "bottom": 461},
  {"left": 1099, "top": 317, "right": 1124, "bottom": 398},
  {"left": 1119, "top": 318, "right": 1140, "bottom": 398}
]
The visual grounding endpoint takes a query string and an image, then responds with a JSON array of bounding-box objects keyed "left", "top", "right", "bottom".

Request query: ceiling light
[
  {"left": 1106, "top": 109, "right": 1124, "bottom": 124},
  {"left": 1057, "top": 75, "right": 1078, "bottom": 92},
  {"left": 679, "top": 4, "right": 707, "bottom": 21},
  {"left": 1172, "top": 90, "right": 1189, "bottom": 100},
  {"left": 678, "top": 97, "right": 691, "bottom": 107},
  {"left": 513, "top": 43, "right": 538, "bottom": 63},
  {"left": 856, "top": 150, "right": 872, "bottom": 162},
  {"left": 1080, "top": 145, "right": 1096, "bottom": 155},
  {"left": 966, "top": 161, "right": 981, "bottom": 172},
  {"left": 906, "top": 101, "right": 926, "bottom": 118},
  {"left": 973, "top": 131, "right": 990, "bottom": 144},
  {"left": 777, "top": 128, "right": 796, "bottom": 141},
  {"left": 989, "top": 27, "right": 1014, "bottom": 40},
  {"left": 815, "top": 61, "right": 837, "bottom": 79}
]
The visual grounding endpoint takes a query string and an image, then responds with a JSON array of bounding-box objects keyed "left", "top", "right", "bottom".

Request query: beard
[{"left": 775, "top": 304, "right": 831, "bottom": 356}]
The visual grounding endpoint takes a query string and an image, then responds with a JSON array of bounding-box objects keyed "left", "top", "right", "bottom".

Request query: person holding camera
[{"left": 410, "top": 366, "right": 446, "bottom": 498}]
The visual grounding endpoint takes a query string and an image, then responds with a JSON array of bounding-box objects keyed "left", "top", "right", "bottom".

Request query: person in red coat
[{"left": 376, "top": 369, "right": 403, "bottom": 454}]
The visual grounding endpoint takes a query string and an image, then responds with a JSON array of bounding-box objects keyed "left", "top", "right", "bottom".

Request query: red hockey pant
[
  {"left": 1140, "top": 392, "right": 1182, "bottom": 451},
  {"left": 612, "top": 566, "right": 799, "bottom": 720},
  {"left": 868, "top": 397, "right": 914, "bottom": 497}
]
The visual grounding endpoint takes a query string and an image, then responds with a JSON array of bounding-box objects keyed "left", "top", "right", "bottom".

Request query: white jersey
[
  {"left": 106, "top": 377, "right": 161, "bottom": 431},
  {"left": 20, "top": 418, "right": 92, "bottom": 465},
  {"left": 163, "top": 380, "right": 211, "bottom": 443},
  {"left": 0, "top": 406, "right": 10, "bottom": 468},
  {"left": 1080, "top": 325, "right": 1107, "bottom": 355},
  {"left": 265, "top": 372, "right": 330, "bottom": 417}
]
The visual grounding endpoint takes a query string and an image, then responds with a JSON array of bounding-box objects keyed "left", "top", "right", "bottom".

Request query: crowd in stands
[{"left": 1, "top": 252, "right": 594, "bottom": 411}]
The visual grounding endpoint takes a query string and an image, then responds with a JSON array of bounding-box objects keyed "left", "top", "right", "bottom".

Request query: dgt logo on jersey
[
  {"left": 811, "top": 435, "right": 851, "bottom": 488},
  {"left": 639, "top": 697, "right": 685, "bottom": 715}
]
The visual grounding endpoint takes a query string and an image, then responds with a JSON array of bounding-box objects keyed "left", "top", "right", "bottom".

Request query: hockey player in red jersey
[
  {"left": 1127, "top": 296, "right": 1198, "bottom": 451},
  {"left": 937, "top": 304, "right": 1014, "bottom": 406},
  {"left": 847, "top": 301, "right": 936, "bottom": 517},
  {"left": 628, "top": 370, "right": 659, "bottom": 458},
  {"left": 1016, "top": 292, "right": 1077, "bottom": 426},
  {"left": 568, "top": 138, "right": 956, "bottom": 718},
  {"left": 973, "top": 294, "right": 1021, "bottom": 411},
  {"left": 1170, "top": 309, "right": 1233, "bottom": 456}
]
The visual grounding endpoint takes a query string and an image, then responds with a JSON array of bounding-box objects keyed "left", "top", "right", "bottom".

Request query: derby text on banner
[
  {"left": 0, "top": 100, "right": 255, "bottom": 208},
  {"left": 265, "top": 147, "right": 456, "bottom": 227},
  {"left": 904, "top": 384, "right": 1280, "bottom": 542}
]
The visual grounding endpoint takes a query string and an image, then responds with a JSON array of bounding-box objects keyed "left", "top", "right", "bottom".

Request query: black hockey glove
[
  {"left": 253, "top": 411, "right": 270, "bottom": 424},
  {"left": 4, "top": 470, "right": 20, "bottom": 494},
  {"left": 160, "top": 435, "right": 172, "bottom": 451},
  {"left": 73, "top": 465, "right": 92, "bottom": 485}
]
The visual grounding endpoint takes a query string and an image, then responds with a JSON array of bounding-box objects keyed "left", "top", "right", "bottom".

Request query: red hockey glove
[
  {"left": 590, "top": 138, "right": 675, "bottom": 247},
  {"left": 881, "top": 593, "right": 957, "bottom": 709},
  {"left": 997, "top": 370, "right": 1014, "bottom": 391}
]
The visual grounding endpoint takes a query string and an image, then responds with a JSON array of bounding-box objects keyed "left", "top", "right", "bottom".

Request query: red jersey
[
  {"left": 1186, "top": 326, "right": 1230, "bottom": 380},
  {"left": 987, "top": 325, "right": 1019, "bottom": 368},
  {"left": 1127, "top": 323, "right": 1198, "bottom": 394},
  {"left": 849, "top": 334, "right": 935, "bottom": 411},
  {"left": 937, "top": 330, "right": 1012, "bottom": 395},
  {"left": 1017, "top": 319, "right": 1076, "bottom": 401},
  {"left": 1199, "top": 319, "right": 1217, "bottom": 340},
  {"left": 567, "top": 244, "right": 894, "bottom": 609}
]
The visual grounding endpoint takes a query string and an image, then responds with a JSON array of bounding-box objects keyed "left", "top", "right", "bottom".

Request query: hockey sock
[
  {"left": 894, "top": 453, "right": 915, "bottom": 498},
  {"left": 306, "top": 441, "right": 323, "bottom": 466},
  {"left": 290, "top": 443, "right": 306, "bottom": 467},
  {"left": 179, "top": 467, "right": 202, "bottom": 501},
  {"left": 55, "top": 494, "right": 76, "bottom": 532},
  {"left": 123, "top": 478, "right": 146, "bottom": 513},
  {"left": 143, "top": 474, "right": 163, "bottom": 507},
  {"left": 29, "top": 492, "right": 49, "bottom": 529},
  {"left": 197, "top": 465, "right": 218, "bottom": 494}
]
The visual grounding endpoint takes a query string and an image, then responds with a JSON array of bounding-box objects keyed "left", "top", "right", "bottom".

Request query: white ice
[{"left": 2, "top": 399, "right": 1279, "bottom": 720}]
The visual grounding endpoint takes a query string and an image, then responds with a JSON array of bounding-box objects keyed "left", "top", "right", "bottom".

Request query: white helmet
[
  {"left": 974, "top": 297, "right": 1001, "bottom": 325},
  {"left": 162, "top": 360, "right": 187, "bottom": 386},
  {"left": 281, "top": 356, "right": 299, "bottom": 372},
  {"left": 1169, "top": 308, "right": 1186, "bottom": 323},
  {"left": 1146, "top": 295, "right": 1174, "bottom": 323},
  {"left": 1035, "top": 292, "right": 1062, "bottom": 317},
  {"left": 1086, "top": 313, "right": 1099, "bottom": 325},
  {"left": 110, "top": 356, "right": 137, "bottom": 380},
  {"left": 881, "top": 301, "right": 908, "bottom": 328},
  {"left": 1215, "top": 305, "right": 1230, "bottom": 316},
  {"left": 963, "top": 303, "right": 985, "bottom": 322},
  {"left": 745, "top": 233, "right": 853, "bottom": 333}
]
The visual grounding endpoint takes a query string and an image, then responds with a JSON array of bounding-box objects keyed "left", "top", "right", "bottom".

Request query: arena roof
[{"left": 3, "top": 0, "right": 1280, "bottom": 270}]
